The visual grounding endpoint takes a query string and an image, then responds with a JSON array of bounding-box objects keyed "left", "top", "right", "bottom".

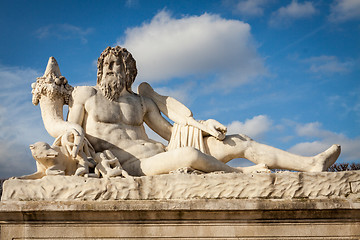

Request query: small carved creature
[
  {"left": 94, "top": 150, "right": 130, "bottom": 178},
  {"left": 16, "top": 142, "right": 77, "bottom": 179}
]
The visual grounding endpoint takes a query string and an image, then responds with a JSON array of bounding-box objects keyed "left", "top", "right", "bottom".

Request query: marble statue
[{"left": 19, "top": 46, "right": 341, "bottom": 179}]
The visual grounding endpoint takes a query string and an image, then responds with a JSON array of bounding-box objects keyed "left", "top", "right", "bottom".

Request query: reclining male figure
[{"left": 67, "top": 46, "right": 340, "bottom": 176}]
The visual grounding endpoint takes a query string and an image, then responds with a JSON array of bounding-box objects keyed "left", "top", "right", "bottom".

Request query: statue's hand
[{"left": 202, "top": 119, "right": 227, "bottom": 141}]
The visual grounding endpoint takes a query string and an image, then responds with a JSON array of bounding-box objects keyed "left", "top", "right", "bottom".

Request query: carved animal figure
[{"left": 17, "top": 142, "right": 77, "bottom": 179}]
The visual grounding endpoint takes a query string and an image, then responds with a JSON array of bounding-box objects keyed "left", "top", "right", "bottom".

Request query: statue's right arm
[
  {"left": 68, "top": 86, "right": 95, "bottom": 125},
  {"left": 66, "top": 86, "right": 96, "bottom": 157}
]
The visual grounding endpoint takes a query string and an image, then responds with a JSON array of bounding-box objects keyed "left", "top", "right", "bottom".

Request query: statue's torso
[{"left": 81, "top": 89, "right": 165, "bottom": 164}]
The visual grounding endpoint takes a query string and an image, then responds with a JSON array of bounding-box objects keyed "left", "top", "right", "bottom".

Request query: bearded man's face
[{"left": 99, "top": 54, "right": 126, "bottom": 101}]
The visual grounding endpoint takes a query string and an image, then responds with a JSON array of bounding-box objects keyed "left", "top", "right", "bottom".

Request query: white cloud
[
  {"left": 226, "top": 115, "right": 272, "bottom": 140},
  {"left": 0, "top": 65, "right": 53, "bottom": 178},
  {"left": 153, "top": 84, "right": 193, "bottom": 106},
  {"left": 304, "top": 55, "right": 353, "bottom": 75},
  {"left": 269, "top": 0, "right": 316, "bottom": 27},
  {"left": 295, "top": 122, "right": 323, "bottom": 137},
  {"left": 287, "top": 141, "right": 329, "bottom": 156},
  {"left": 119, "top": 10, "right": 266, "bottom": 90},
  {"left": 288, "top": 122, "right": 360, "bottom": 161},
  {"left": 36, "top": 24, "right": 94, "bottom": 43},
  {"left": 234, "top": 0, "right": 269, "bottom": 17},
  {"left": 329, "top": 0, "right": 360, "bottom": 22}
]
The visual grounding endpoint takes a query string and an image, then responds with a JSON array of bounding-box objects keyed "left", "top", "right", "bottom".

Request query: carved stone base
[
  {"left": 1, "top": 171, "right": 359, "bottom": 239},
  {"left": 2, "top": 171, "right": 360, "bottom": 201}
]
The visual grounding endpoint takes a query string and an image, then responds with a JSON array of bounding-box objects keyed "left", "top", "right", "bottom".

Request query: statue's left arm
[{"left": 139, "top": 82, "right": 227, "bottom": 141}]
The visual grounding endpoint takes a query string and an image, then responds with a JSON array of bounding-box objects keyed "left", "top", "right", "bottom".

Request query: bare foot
[
  {"left": 239, "top": 163, "right": 270, "bottom": 174},
  {"left": 310, "top": 144, "right": 341, "bottom": 172}
]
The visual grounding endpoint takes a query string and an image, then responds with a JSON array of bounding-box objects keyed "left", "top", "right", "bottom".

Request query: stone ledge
[
  {"left": 2, "top": 171, "right": 360, "bottom": 201},
  {"left": 1, "top": 198, "right": 360, "bottom": 212},
  {"left": 0, "top": 199, "right": 359, "bottom": 239},
  {"left": 0, "top": 199, "right": 359, "bottom": 221}
]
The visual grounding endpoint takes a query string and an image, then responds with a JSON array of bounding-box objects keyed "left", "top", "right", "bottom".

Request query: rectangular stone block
[{"left": 0, "top": 199, "right": 359, "bottom": 239}]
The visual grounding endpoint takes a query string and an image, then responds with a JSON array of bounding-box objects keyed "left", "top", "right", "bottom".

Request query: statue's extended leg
[
  {"left": 129, "top": 147, "right": 243, "bottom": 176},
  {"left": 204, "top": 134, "right": 340, "bottom": 172}
]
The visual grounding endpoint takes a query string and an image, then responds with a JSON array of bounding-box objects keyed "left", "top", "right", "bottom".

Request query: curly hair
[{"left": 97, "top": 46, "right": 137, "bottom": 92}]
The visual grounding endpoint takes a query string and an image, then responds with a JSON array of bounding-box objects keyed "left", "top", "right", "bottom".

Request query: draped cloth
[{"left": 167, "top": 123, "right": 208, "bottom": 154}]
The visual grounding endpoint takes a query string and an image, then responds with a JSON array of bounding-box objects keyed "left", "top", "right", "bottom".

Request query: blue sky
[{"left": 0, "top": 0, "right": 359, "bottom": 178}]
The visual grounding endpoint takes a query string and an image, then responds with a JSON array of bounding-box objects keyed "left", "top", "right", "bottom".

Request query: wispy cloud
[
  {"left": 288, "top": 121, "right": 360, "bottom": 161},
  {"left": 0, "top": 64, "right": 52, "bottom": 178},
  {"left": 232, "top": 0, "right": 271, "bottom": 17},
  {"left": 119, "top": 10, "right": 266, "bottom": 91},
  {"left": 328, "top": 91, "right": 360, "bottom": 118},
  {"left": 303, "top": 55, "right": 354, "bottom": 75},
  {"left": 329, "top": 0, "right": 360, "bottom": 22},
  {"left": 125, "top": 0, "right": 139, "bottom": 8},
  {"left": 270, "top": 25, "right": 325, "bottom": 58},
  {"left": 269, "top": 0, "right": 317, "bottom": 28},
  {"left": 36, "top": 24, "right": 94, "bottom": 43}
]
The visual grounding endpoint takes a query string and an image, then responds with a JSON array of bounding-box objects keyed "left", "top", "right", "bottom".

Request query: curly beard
[{"left": 98, "top": 74, "right": 125, "bottom": 101}]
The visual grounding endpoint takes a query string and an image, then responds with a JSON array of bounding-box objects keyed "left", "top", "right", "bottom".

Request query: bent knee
[
  {"left": 178, "top": 147, "right": 203, "bottom": 165},
  {"left": 174, "top": 147, "right": 204, "bottom": 168}
]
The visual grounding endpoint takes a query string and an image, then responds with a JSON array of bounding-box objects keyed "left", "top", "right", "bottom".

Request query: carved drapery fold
[{"left": 167, "top": 123, "right": 207, "bottom": 154}]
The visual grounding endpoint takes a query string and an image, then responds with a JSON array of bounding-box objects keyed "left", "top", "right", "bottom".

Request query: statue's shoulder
[
  {"left": 71, "top": 86, "right": 97, "bottom": 105},
  {"left": 138, "top": 94, "right": 158, "bottom": 113},
  {"left": 137, "top": 82, "right": 160, "bottom": 110}
]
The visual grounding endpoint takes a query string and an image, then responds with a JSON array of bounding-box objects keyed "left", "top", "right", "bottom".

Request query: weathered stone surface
[
  {"left": 3, "top": 171, "right": 360, "bottom": 201},
  {"left": 0, "top": 199, "right": 359, "bottom": 239}
]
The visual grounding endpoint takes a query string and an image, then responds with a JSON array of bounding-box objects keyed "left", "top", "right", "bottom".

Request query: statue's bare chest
[{"left": 85, "top": 93, "right": 144, "bottom": 126}]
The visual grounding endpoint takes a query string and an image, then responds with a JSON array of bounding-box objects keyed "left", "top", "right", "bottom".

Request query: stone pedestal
[
  {"left": 1, "top": 171, "right": 359, "bottom": 239},
  {"left": 0, "top": 199, "right": 359, "bottom": 239}
]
